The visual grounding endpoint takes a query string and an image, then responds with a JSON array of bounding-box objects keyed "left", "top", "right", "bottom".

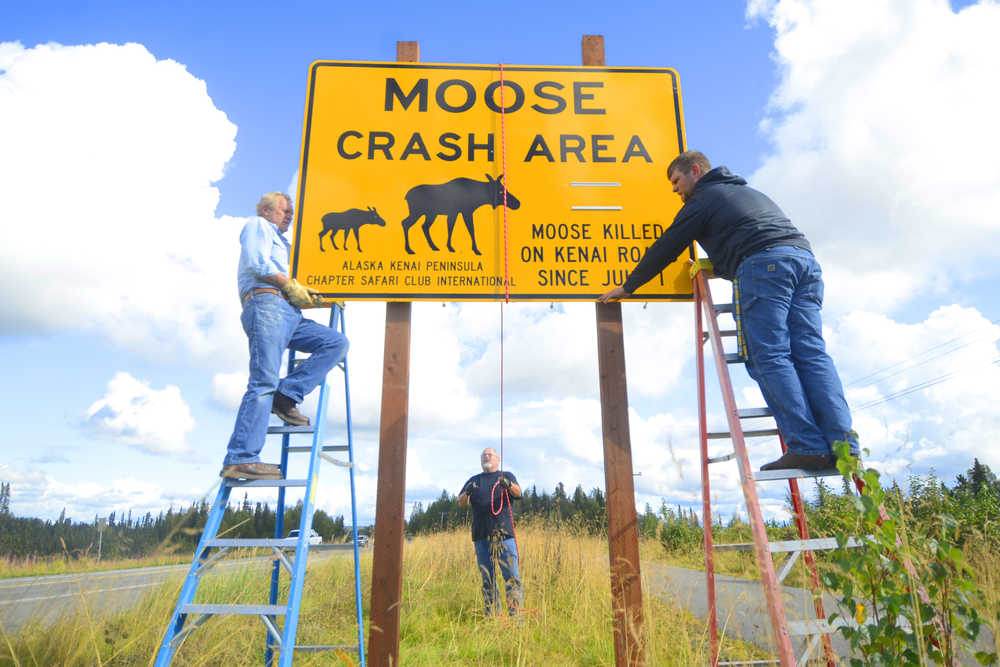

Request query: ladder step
[
  {"left": 268, "top": 425, "right": 315, "bottom": 434},
  {"left": 790, "top": 615, "right": 912, "bottom": 635},
  {"left": 788, "top": 618, "right": 851, "bottom": 635},
  {"left": 707, "top": 452, "right": 735, "bottom": 464},
  {"left": 180, "top": 603, "right": 286, "bottom": 615},
  {"left": 715, "top": 536, "right": 866, "bottom": 553},
  {"left": 206, "top": 538, "right": 299, "bottom": 548},
  {"left": 714, "top": 303, "right": 735, "bottom": 314},
  {"left": 286, "top": 445, "right": 349, "bottom": 453},
  {"left": 737, "top": 407, "right": 772, "bottom": 418},
  {"left": 702, "top": 329, "right": 738, "bottom": 341},
  {"left": 707, "top": 428, "right": 780, "bottom": 440},
  {"left": 310, "top": 543, "right": 356, "bottom": 551},
  {"left": 724, "top": 353, "right": 746, "bottom": 364},
  {"left": 755, "top": 467, "right": 840, "bottom": 481},
  {"left": 224, "top": 478, "right": 309, "bottom": 488}
]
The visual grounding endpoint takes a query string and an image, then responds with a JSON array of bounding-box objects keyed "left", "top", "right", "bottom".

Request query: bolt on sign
[{"left": 291, "top": 61, "right": 693, "bottom": 302}]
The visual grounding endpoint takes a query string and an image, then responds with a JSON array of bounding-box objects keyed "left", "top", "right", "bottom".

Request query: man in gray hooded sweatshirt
[{"left": 599, "top": 150, "right": 858, "bottom": 471}]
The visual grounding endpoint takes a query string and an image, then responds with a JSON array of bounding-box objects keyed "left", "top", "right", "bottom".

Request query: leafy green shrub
[{"left": 820, "top": 441, "right": 998, "bottom": 666}]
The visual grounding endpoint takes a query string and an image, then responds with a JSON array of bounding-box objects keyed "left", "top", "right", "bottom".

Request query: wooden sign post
[
  {"left": 366, "top": 40, "right": 417, "bottom": 667},
  {"left": 588, "top": 34, "right": 647, "bottom": 667}
]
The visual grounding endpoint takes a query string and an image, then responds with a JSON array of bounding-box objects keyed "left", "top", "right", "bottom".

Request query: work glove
[
  {"left": 499, "top": 476, "right": 512, "bottom": 490},
  {"left": 281, "top": 279, "right": 323, "bottom": 308},
  {"left": 461, "top": 480, "right": 478, "bottom": 496},
  {"left": 688, "top": 258, "right": 715, "bottom": 279}
]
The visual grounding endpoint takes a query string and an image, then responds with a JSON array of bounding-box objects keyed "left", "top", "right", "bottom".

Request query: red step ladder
[{"left": 692, "top": 262, "right": 844, "bottom": 666}]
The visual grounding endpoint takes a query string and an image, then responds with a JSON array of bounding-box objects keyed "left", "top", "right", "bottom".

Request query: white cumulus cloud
[
  {"left": 747, "top": 0, "right": 1000, "bottom": 312},
  {"left": 85, "top": 371, "right": 195, "bottom": 454},
  {"left": 0, "top": 41, "right": 246, "bottom": 365}
]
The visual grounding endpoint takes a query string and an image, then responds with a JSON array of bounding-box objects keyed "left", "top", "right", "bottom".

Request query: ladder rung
[
  {"left": 714, "top": 303, "right": 735, "bottom": 314},
  {"left": 180, "top": 603, "right": 286, "bottom": 615},
  {"left": 206, "top": 538, "right": 298, "bottom": 548},
  {"left": 706, "top": 428, "right": 780, "bottom": 440},
  {"left": 224, "top": 478, "right": 308, "bottom": 488},
  {"left": 737, "top": 407, "right": 772, "bottom": 418},
  {"left": 268, "top": 425, "right": 315, "bottom": 434},
  {"left": 707, "top": 453, "right": 736, "bottom": 464},
  {"left": 787, "top": 618, "right": 849, "bottom": 635},
  {"left": 286, "top": 445, "right": 349, "bottom": 453},
  {"left": 772, "top": 536, "right": 868, "bottom": 552},
  {"left": 310, "top": 543, "right": 355, "bottom": 551},
  {"left": 715, "top": 536, "right": 865, "bottom": 553},
  {"left": 724, "top": 353, "right": 745, "bottom": 364},
  {"left": 702, "top": 329, "right": 738, "bottom": 341},
  {"left": 755, "top": 467, "right": 840, "bottom": 481}
]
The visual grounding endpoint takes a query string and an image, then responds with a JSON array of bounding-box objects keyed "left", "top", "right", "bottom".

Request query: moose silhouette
[
  {"left": 318, "top": 206, "right": 387, "bottom": 252},
  {"left": 401, "top": 174, "right": 521, "bottom": 255}
]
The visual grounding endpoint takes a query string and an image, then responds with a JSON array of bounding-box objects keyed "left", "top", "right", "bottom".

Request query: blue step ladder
[{"left": 154, "top": 303, "right": 366, "bottom": 667}]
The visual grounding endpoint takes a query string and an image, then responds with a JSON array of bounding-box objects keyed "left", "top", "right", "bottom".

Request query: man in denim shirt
[
  {"left": 221, "top": 192, "right": 349, "bottom": 480},
  {"left": 599, "top": 152, "right": 858, "bottom": 471}
]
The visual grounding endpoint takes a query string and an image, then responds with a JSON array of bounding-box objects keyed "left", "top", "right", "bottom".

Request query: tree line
[
  {"left": 0, "top": 493, "right": 350, "bottom": 560},
  {"left": 652, "top": 457, "right": 1000, "bottom": 555},
  {"left": 3, "top": 458, "right": 997, "bottom": 560},
  {"left": 407, "top": 481, "right": 612, "bottom": 535}
]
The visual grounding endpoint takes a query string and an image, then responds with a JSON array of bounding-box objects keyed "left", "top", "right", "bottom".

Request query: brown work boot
[
  {"left": 760, "top": 451, "right": 836, "bottom": 472},
  {"left": 271, "top": 392, "right": 310, "bottom": 426},
  {"left": 220, "top": 462, "right": 283, "bottom": 479}
]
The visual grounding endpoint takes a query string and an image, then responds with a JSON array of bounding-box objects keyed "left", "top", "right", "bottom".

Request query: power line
[
  {"left": 844, "top": 324, "right": 1000, "bottom": 389},
  {"left": 852, "top": 357, "right": 1000, "bottom": 411}
]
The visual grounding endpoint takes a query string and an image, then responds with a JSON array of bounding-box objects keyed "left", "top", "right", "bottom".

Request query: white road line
[{"left": 0, "top": 582, "right": 160, "bottom": 604}]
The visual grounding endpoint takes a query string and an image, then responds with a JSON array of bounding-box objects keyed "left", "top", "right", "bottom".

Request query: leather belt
[{"left": 242, "top": 287, "right": 282, "bottom": 306}]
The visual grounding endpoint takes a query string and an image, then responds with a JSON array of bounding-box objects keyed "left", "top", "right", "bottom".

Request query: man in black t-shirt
[{"left": 458, "top": 447, "right": 523, "bottom": 616}]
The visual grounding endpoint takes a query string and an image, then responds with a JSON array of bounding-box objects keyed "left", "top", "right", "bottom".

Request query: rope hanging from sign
[
  {"left": 499, "top": 62, "right": 511, "bottom": 473},
  {"left": 492, "top": 65, "right": 520, "bottom": 612}
]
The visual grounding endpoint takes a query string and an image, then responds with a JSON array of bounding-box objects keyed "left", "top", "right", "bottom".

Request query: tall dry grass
[{"left": 2, "top": 524, "right": 768, "bottom": 665}]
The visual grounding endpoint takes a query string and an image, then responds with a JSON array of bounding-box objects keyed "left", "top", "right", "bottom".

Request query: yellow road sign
[{"left": 291, "top": 61, "right": 692, "bottom": 301}]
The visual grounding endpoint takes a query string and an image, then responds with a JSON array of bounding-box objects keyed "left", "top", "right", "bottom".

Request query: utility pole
[{"left": 97, "top": 517, "right": 107, "bottom": 562}]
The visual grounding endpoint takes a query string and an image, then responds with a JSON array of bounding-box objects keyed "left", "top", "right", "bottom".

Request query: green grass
[{"left": 1, "top": 525, "right": 768, "bottom": 665}]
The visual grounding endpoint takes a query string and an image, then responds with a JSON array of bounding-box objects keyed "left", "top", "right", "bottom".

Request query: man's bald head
[{"left": 480, "top": 448, "right": 499, "bottom": 473}]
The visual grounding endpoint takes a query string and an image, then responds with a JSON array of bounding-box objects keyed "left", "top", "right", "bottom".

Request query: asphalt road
[
  {"left": 1, "top": 561, "right": 193, "bottom": 635},
  {"left": 0, "top": 548, "right": 354, "bottom": 636},
  {"left": 643, "top": 561, "right": 851, "bottom": 661},
  {"left": 643, "top": 561, "right": 996, "bottom": 664}
]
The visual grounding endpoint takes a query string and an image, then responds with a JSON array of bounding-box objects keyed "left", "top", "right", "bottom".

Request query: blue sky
[{"left": 2, "top": 0, "right": 999, "bottom": 527}]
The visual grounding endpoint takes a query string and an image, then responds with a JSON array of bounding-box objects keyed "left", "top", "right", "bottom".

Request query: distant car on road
[
  {"left": 355, "top": 534, "right": 369, "bottom": 547},
  {"left": 288, "top": 529, "right": 322, "bottom": 545}
]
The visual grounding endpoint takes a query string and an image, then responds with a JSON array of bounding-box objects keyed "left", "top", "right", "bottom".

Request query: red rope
[
  {"left": 499, "top": 62, "right": 511, "bottom": 306},
  {"left": 491, "top": 63, "right": 520, "bottom": 618},
  {"left": 498, "top": 62, "right": 510, "bottom": 473}
]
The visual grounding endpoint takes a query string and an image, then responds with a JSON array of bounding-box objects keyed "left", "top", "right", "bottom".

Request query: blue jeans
[
  {"left": 224, "top": 293, "right": 349, "bottom": 465},
  {"left": 733, "top": 246, "right": 858, "bottom": 457},
  {"left": 474, "top": 537, "right": 522, "bottom": 615}
]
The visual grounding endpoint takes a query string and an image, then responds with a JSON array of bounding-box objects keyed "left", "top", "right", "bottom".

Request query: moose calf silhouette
[
  {"left": 318, "top": 206, "right": 387, "bottom": 252},
  {"left": 401, "top": 174, "right": 521, "bottom": 255}
]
